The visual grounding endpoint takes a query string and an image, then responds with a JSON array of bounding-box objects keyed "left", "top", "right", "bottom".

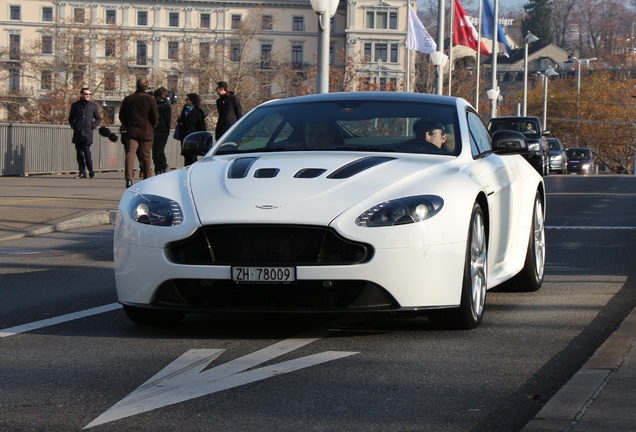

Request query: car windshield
[
  {"left": 548, "top": 140, "right": 561, "bottom": 150},
  {"left": 215, "top": 100, "right": 460, "bottom": 156},
  {"left": 488, "top": 119, "right": 541, "bottom": 138},
  {"left": 566, "top": 149, "right": 591, "bottom": 160}
]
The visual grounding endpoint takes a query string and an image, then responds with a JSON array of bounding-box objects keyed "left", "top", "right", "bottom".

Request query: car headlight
[
  {"left": 552, "top": 155, "right": 562, "bottom": 161},
  {"left": 127, "top": 194, "right": 183, "bottom": 226},
  {"left": 356, "top": 195, "right": 444, "bottom": 227},
  {"left": 527, "top": 142, "right": 540, "bottom": 152}
]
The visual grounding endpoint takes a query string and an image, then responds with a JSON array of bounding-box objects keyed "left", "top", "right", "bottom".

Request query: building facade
[{"left": 0, "top": 0, "right": 421, "bottom": 122}]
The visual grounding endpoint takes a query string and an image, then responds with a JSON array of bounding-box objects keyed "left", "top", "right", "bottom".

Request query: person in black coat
[
  {"left": 152, "top": 87, "right": 172, "bottom": 174},
  {"left": 176, "top": 93, "right": 206, "bottom": 166},
  {"left": 214, "top": 81, "right": 242, "bottom": 140},
  {"left": 68, "top": 87, "right": 101, "bottom": 178}
]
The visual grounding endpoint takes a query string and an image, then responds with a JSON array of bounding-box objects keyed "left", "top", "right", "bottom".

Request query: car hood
[{"left": 189, "top": 153, "right": 447, "bottom": 225}]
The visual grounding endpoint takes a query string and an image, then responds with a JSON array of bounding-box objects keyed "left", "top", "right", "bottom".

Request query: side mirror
[
  {"left": 542, "top": 130, "right": 550, "bottom": 136},
  {"left": 181, "top": 131, "right": 213, "bottom": 156},
  {"left": 492, "top": 130, "right": 528, "bottom": 154}
]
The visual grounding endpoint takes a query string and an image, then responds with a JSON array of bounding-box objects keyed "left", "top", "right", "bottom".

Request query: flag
[
  {"left": 406, "top": 3, "right": 436, "bottom": 55},
  {"left": 481, "top": 0, "right": 513, "bottom": 56},
  {"left": 453, "top": 0, "right": 490, "bottom": 56}
]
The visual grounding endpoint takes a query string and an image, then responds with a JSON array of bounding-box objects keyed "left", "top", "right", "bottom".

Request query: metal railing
[{"left": 0, "top": 123, "right": 185, "bottom": 176}]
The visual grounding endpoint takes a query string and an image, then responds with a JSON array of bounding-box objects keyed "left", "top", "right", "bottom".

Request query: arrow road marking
[{"left": 84, "top": 320, "right": 360, "bottom": 429}]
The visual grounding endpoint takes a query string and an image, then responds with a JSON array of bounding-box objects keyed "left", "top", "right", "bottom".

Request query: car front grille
[
  {"left": 154, "top": 279, "right": 398, "bottom": 312},
  {"left": 169, "top": 225, "right": 372, "bottom": 265}
]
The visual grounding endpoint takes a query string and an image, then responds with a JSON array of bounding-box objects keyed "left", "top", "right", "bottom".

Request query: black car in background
[
  {"left": 547, "top": 137, "right": 567, "bottom": 174},
  {"left": 566, "top": 147, "right": 597, "bottom": 175},
  {"left": 487, "top": 116, "right": 549, "bottom": 176}
]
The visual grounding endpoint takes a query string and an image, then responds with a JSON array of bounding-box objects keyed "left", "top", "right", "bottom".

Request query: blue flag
[{"left": 481, "top": 0, "right": 512, "bottom": 56}]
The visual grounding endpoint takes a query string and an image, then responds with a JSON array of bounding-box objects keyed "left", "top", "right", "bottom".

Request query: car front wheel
[{"left": 429, "top": 202, "right": 487, "bottom": 330}]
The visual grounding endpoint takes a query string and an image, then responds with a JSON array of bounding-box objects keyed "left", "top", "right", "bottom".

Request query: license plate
[{"left": 232, "top": 266, "right": 296, "bottom": 282}]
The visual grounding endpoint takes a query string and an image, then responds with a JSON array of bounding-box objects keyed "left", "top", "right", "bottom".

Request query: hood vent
[
  {"left": 254, "top": 168, "right": 280, "bottom": 178},
  {"left": 229, "top": 157, "right": 259, "bottom": 178},
  {"left": 294, "top": 168, "right": 327, "bottom": 178},
  {"left": 327, "top": 156, "right": 396, "bottom": 179}
]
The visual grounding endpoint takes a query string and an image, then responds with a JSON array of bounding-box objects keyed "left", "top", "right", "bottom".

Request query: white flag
[{"left": 406, "top": 3, "right": 437, "bottom": 55}]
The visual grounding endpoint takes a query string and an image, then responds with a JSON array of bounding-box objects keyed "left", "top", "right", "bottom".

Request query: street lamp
[
  {"left": 573, "top": 56, "right": 596, "bottom": 145},
  {"left": 430, "top": 51, "right": 448, "bottom": 95},
  {"left": 541, "top": 67, "right": 559, "bottom": 131},
  {"left": 310, "top": 0, "right": 339, "bottom": 94},
  {"left": 522, "top": 32, "right": 539, "bottom": 116}
]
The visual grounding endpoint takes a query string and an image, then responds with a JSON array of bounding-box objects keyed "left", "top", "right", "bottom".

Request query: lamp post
[
  {"left": 430, "top": 51, "right": 448, "bottom": 95},
  {"left": 522, "top": 32, "right": 539, "bottom": 116},
  {"left": 541, "top": 67, "right": 559, "bottom": 131},
  {"left": 310, "top": 0, "right": 339, "bottom": 94},
  {"left": 573, "top": 56, "right": 596, "bottom": 145},
  {"left": 490, "top": 0, "right": 500, "bottom": 119},
  {"left": 434, "top": 0, "right": 446, "bottom": 95}
]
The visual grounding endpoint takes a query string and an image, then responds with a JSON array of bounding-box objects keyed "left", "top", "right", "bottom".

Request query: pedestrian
[
  {"left": 176, "top": 93, "right": 206, "bottom": 166},
  {"left": 152, "top": 87, "right": 172, "bottom": 175},
  {"left": 214, "top": 81, "right": 242, "bottom": 141},
  {"left": 119, "top": 77, "right": 159, "bottom": 188},
  {"left": 68, "top": 87, "right": 101, "bottom": 179}
]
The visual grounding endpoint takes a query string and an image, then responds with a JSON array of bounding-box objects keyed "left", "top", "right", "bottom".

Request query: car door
[{"left": 466, "top": 111, "right": 520, "bottom": 277}]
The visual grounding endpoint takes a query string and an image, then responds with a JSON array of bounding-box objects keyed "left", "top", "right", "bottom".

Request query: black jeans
[
  {"left": 152, "top": 134, "right": 169, "bottom": 172},
  {"left": 74, "top": 142, "right": 93, "bottom": 175}
]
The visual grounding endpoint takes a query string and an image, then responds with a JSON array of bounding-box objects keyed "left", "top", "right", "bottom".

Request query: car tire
[
  {"left": 123, "top": 305, "right": 185, "bottom": 325},
  {"left": 429, "top": 202, "right": 487, "bottom": 330},
  {"left": 502, "top": 191, "right": 545, "bottom": 292}
]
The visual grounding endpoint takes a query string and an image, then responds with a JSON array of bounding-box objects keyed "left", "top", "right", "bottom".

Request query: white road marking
[
  {"left": 85, "top": 321, "right": 359, "bottom": 429},
  {"left": 546, "top": 226, "right": 636, "bottom": 230},
  {"left": 0, "top": 303, "right": 121, "bottom": 338}
]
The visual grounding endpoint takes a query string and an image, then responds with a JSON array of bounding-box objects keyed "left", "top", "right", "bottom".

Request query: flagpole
[
  {"left": 448, "top": 0, "right": 454, "bottom": 95},
  {"left": 435, "top": 0, "right": 446, "bottom": 95},
  {"left": 490, "top": 0, "right": 499, "bottom": 118},
  {"left": 475, "top": 0, "right": 483, "bottom": 110}
]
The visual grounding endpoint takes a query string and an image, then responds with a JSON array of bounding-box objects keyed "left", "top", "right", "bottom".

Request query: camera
[{"left": 146, "top": 86, "right": 156, "bottom": 96}]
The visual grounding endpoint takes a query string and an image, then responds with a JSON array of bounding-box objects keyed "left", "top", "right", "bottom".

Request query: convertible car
[{"left": 114, "top": 92, "right": 545, "bottom": 330}]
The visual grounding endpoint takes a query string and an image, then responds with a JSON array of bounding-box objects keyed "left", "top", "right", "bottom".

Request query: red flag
[{"left": 453, "top": 0, "right": 490, "bottom": 56}]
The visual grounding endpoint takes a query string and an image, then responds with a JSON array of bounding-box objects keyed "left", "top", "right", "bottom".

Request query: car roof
[
  {"left": 260, "top": 92, "right": 468, "bottom": 109},
  {"left": 487, "top": 116, "right": 541, "bottom": 122}
]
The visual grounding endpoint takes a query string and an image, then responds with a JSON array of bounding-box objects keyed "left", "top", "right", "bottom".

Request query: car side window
[{"left": 467, "top": 111, "right": 492, "bottom": 157}]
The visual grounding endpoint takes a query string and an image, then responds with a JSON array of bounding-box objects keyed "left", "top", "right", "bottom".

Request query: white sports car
[{"left": 114, "top": 92, "right": 545, "bottom": 330}]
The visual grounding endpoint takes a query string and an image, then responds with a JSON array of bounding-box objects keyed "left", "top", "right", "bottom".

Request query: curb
[
  {"left": 522, "top": 306, "right": 636, "bottom": 431},
  {"left": 0, "top": 210, "right": 114, "bottom": 242}
]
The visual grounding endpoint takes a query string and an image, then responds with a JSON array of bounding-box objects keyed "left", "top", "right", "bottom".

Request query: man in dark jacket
[
  {"left": 68, "top": 88, "right": 101, "bottom": 178},
  {"left": 214, "top": 81, "right": 242, "bottom": 140},
  {"left": 152, "top": 87, "right": 172, "bottom": 175},
  {"left": 119, "top": 77, "right": 159, "bottom": 188}
]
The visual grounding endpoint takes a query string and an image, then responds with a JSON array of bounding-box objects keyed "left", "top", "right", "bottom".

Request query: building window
[
  {"left": 364, "top": 42, "right": 399, "bottom": 62},
  {"left": 72, "top": 37, "right": 85, "bottom": 62},
  {"left": 262, "top": 15, "right": 273, "bottom": 30},
  {"left": 9, "top": 34, "right": 20, "bottom": 60},
  {"left": 167, "top": 75, "right": 179, "bottom": 94},
  {"left": 137, "top": 11, "right": 147, "bottom": 26},
  {"left": 199, "top": 42, "right": 210, "bottom": 59},
  {"left": 168, "top": 41, "right": 179, "bottom": 60},
  {"left": 365, "top": 10, "right": 398, "bottom": 30},
  {"left": 9, "top": 68, "right": 20, "bottom": 92},
  {"left": 41, "top": 35, "right": 53, "bottom": 54},
  {"left": 74, "top": 8, "right": 85, "bottom": 23},
  {"left": 169, "top": 12, "right": 179, "bottom": 27},
  {"left": 231, "top": 14, "right": 241, "bottom": 29},
  {"left": 200, "top": 13, "right": 210, "bottom": 28},
  {"left": 42, "top": 7, "right": 53, "bottom": 22},
  {"left": 41, "top": 71, "right": 52, "bottom": 90},
  {"left": 292, "top": 16, "right": 304, "bottom": 31},
  {"left": 230, "top": 42, "right": 241, "bottom": 61},
  {"left": 260, "top": 43, "right": 272, "bottom": 68},
  {"left": 291, "top": 44, "right": 303, "bottom": 68},
  {"left": 106, "top": 9, "right": 116, "bottom": 25},
  {"left": 105, "top": 39, "right": 116, "bottom": 57},
  {"left": 72, "top": 70, "right": 84, "bottom": 86},
  {"left": 137, "top": 41, "right": 147, "bottom": 65},
  {"left": 104, "top": 72, "right": 116, "bottom": 90},
  {"left": 10, "top": 5, "right": 21, "bottom": 20}
]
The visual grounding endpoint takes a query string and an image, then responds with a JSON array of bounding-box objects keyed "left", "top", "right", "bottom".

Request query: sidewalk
[{"left": 0, "top": 172, "right": 634, "bottom": 431}]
